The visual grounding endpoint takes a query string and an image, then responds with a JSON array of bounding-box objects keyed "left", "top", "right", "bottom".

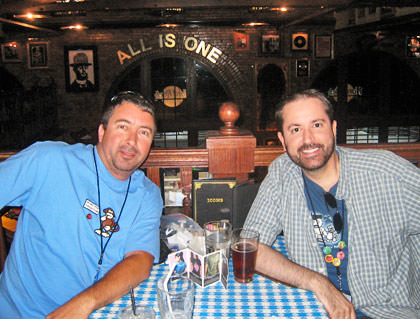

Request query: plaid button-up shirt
[{"left": 245, "top": 146, "right": 420, "bottom": 319}]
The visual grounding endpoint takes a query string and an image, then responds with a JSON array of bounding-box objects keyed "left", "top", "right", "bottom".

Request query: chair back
[
  {"left": 0, "top": 216, "right": 7, "bottom": 272},
  {"left": 0, "top": 206, "right": 21, "bottom": 272}
]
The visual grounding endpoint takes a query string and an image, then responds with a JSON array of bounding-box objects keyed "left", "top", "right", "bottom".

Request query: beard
[
  {"left": 286, "top": 137, "right": 335, "bottom": 171},
  {"left": 111, "top": 146, "right": 145, "bottom": 174}
]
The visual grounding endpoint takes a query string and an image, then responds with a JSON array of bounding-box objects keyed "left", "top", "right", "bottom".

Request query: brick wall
[{"left": 1, "top": 24, "right": 418, "bottom": 147}]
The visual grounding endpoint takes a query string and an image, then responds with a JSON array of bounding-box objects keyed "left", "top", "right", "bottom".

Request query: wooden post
[{"left": 206, "top": 102, "right": 256, "bottom": 183}]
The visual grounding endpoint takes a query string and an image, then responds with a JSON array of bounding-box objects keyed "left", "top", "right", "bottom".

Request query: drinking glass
[
  {"left": 204, "top": 220, "right": 232, "bottom": 258},
  {"left": 231, "top": 228, "right": 259, "bottom": 283},
  {"left": 119, "top": 305, "right": 156, "bottom": 319},
  {"left": 157, "top": 276, "right": 194, "bottom": 319}
]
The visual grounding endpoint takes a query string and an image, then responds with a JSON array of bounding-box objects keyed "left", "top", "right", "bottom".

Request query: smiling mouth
[
  {"left": 299, "top": 144, "right": 323, "bottom": 155},
  {"left": 302, "top": 147, "right": 319, "bottom": 154}
]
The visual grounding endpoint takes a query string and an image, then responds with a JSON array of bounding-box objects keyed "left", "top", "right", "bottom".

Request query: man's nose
[
  {"left": 302, "top": 128, "right": 314, "bottom": 143},
  {"left": 126, "top": 129, "right": 137, "bottom": 145}
]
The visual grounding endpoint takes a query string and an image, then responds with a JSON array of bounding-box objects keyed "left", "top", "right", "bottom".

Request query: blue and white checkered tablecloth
[{"left": 90, "top": 236, "right": 328, "bottom": 318}]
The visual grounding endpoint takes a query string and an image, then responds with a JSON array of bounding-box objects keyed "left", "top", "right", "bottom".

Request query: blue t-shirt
[
  {"left": 174, "top": 261, "right": 186, "bottom": 274},
  {"left": 0, "top": 141, "right": 163, "bottom": 318},
  {"left": 303, "top": 174, "right": 366, "bottom": 318}
]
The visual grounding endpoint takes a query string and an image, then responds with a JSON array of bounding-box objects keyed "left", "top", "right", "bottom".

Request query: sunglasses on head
[{"left": 324, "top": 192, "right": 343, "bottom": 233}]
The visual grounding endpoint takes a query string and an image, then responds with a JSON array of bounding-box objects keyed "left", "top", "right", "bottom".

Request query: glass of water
[
  {"left": 119, "top": 305, "right": 156, "bottom": 319},
  {"left": 204, "top": 220, "right": 232, "bottom": 258},
  {"left": 156, "top": 276, "right": 194, "bottom": 319}
]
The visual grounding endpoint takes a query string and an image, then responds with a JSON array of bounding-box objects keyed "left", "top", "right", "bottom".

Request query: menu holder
[
  {"left": 192, "top": 179, "right": 236, "bottom": 226},
  {"left": 192, "top": 179, "right": 260, "bottom": 228},
  {"left": 167, "top": 248, "right": 228, "bottom": 289}
]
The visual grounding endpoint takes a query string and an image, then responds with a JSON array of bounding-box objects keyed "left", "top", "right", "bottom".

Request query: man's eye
[
  {"left": 117, "top": 124, "right": 127, "bottom": 130},
  {"left": 292, "top": 127, "right": 299, "bottom": 133},
  {"left": 139, "top": 129, "right": 150, "bottom": 137},
  {"left": 314, "top": 123, "right": 321, "bottom": 128}
]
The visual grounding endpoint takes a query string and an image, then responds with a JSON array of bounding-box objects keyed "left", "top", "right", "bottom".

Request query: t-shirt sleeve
[
  {"left": 124, "top": 182, "right": 163, "bottom": 263},
  {"left": 0, "top": 142, "right": 51, "bottom": 208}
]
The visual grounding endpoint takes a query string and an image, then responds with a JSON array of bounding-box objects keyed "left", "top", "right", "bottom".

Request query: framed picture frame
[
  {"left": 27, "top": 41, "right": 49, "bottom": 69},
  {"left": 291, "top": 33, "right": 309, "bottom": 51},
  {"left": 296, "top": 59, "right": 310, "bottom": 77},
  {"left": 407, "top": 35, "right": 420, "bottom": 58},
  {"left": 233, "top": 32, "right": 249, "bottom": 51},
  {"left": 64, "top": 45, "right": 98, "bottom": 92},
  {"left": 314, "top": 35, "right": 332, "bottom": 58},
  {"left": 261, "top": 34, "right": 281, "bottom": 54},
  {"left": 1, "top": 42, "right": 22, "bottom": 63}
]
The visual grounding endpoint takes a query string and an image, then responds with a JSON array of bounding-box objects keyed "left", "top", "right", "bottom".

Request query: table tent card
[{"left": 167, "top": 248, "right": 228, "bottom": 289}]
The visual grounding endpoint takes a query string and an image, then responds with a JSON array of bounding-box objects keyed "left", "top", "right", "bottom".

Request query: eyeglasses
[
  {"left": 324, "top": 193, "right": 343, "bottom": 233},
  {"left": 110, "top": 91, "right": 137, "bottom": 103}
]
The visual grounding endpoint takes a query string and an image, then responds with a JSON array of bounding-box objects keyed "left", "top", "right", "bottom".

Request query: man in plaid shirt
[{"left": 244, "top": 89, "right": 420, "bottom": 319}]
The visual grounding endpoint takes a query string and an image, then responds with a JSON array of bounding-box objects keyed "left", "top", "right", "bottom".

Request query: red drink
[{"left": 232, "top": 241, "right": 257, "bottom": 283}]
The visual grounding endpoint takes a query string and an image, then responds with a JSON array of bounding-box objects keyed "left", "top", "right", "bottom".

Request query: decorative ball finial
[{"left": 219, "top": 102, "right": 240, "bottom": 135}]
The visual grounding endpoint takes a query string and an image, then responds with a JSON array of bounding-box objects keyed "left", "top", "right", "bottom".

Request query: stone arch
[
  {"left": 0, "top": 68, "right": 25, "bottom": 149},
  {"left": 312, "top": 50, "right": 420, "bottom": 142},
  {"left": 312, "top": 50, "right": 420, "bottom": 117},
  {"left": 257, "top": 64, "right": 286, "bottom": 129},
  {"left": 105, "top": 47, "right": 251, "bottom": 118}
]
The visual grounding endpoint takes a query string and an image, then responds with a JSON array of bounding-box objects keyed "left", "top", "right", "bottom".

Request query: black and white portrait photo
[{"left": 65, "top": 46, "right": 98, "bottom": 92}]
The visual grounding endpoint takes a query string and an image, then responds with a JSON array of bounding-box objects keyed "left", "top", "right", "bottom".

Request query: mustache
[
  {"left": 298, "top": 143, "right": 324, "bottom": 152},
  {"left": 120, "top": 145, "right": 138, "bottom": 155}
]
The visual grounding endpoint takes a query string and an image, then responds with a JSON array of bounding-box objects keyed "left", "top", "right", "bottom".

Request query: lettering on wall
[
  {"left": 117, "top": 33, "right": 223, "bottom": 65},
  {"left": 154, "top": 86, "right": 187, "bottom": 107},
  {"left": 328, "top": 84, "right": 363, "bottom": 102}
]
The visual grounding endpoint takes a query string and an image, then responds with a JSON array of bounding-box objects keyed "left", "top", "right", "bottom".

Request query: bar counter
[{"left": 91, "top": 236, "right": 328, "bottom": 318}]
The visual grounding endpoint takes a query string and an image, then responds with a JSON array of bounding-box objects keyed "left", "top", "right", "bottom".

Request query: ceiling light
[
  {"left": 14, "top": 13, "right": 47, "bottom": 19},
  {"left": 4, "top": 42, "right": 17, "bottom": 48},
  {"left": 281, "top": 7, "right": 288, "bottom": 12},
  {"left": 60, "top": 24, "right": 88, "bottom": 30},
  {"left": 157, "top": 24, "right": 180, "bottom": 28},
  {"left": 270, "top": 7, "right": 289, "bottom": 12},
  {"left": 251, "top": 6, "right": 270, "bottom": 12},
  {"left": 243, "top": 22, "right": 268, "bottom": 27},
  {"left": 56, "top": 0, "right": 85, "bottom": 3}
]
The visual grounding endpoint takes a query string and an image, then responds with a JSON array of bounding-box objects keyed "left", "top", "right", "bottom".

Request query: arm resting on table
[
  {"left": 256, "top": 243, "right": 355, "bottom": 319},
  {"left": 46, "top": 250, "right": 154, "bottom": 319}
]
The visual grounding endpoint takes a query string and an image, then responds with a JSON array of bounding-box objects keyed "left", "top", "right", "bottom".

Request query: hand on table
[{"left": 311, "top": 276, "right": 356, "bottom": 319}]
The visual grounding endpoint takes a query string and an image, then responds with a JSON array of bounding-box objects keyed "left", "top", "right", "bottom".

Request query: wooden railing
[
  {"left": 2, "top": 142, "right": 420, "bottom": 217},
  {"left": 2, "top": 101, "right": 420, "bottom": 216}
]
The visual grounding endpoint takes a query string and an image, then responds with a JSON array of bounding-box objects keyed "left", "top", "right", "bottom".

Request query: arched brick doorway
[
  {"left": 257, "top": 63, "right": 286, "bottom": 130},
  {"left": 312, "top": 50, "right": 420, "bottom": 143},
  {"left": 106, "top": 52, "right": 250, "bottom": 147}
]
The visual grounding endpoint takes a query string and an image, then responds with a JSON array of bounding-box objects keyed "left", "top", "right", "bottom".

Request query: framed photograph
[
  {"left": 1, "top": 42, "right": 22, "bottom": 63},
  {"left": 27, "top": 41, "right": 48, "bottom": 69},
  {"left": 296, "top": 59, "right": 310, "bottom": 77},
  {"left": 315, "top": 35, "right": 332, "bottom": 58},
  {"left": 292, "top": 33, "right": 309, "bottom": 51},
  {"left": 407, "top": 35, "right": 420, "bottom": 58},
  {"left": 64, "top": 46, "right": 98, "bottom": 92},
  {"left": 261, "top": 34, "right": 281, "bottom": 54},
  {"left": 233, "top": 32, "right": 249, "bottom": 51}
]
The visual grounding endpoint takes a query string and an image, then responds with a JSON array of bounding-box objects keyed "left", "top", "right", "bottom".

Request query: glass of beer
[{"left": 231, "top": 228, "right": 259, "bottom": 283}]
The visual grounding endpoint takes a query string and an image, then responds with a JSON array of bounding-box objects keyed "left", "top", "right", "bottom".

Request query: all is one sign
[{"left": 117, "top": 33, "right": 223, "bottom": 65}]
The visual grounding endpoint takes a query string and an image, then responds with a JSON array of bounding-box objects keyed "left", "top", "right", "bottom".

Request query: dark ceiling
[{"left": 0, "top": 0, "right": 419, "bottom": 33}]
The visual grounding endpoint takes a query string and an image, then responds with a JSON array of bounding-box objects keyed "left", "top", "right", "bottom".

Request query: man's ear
[
  {"left": 332, "top": 120, "right": 337, "bottom": 138},
  {"left": 277, "top": 131, "right": 285, "bottom": 148},
  {"left": 98, "top": 124, "right": 105, "bottom": 143}
]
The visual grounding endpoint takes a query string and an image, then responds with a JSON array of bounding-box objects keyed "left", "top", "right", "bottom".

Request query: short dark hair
[
  {"left": 101, "top": 91, "right": 156, "bottom": 129},
  {"left": 275, "top": 89, "right": 334, "bottom": 133}
]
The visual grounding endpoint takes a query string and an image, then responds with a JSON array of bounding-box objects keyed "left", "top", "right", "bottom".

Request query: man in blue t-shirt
[{"left": 0, "top": 91, "right": 163, "bottom": 318}]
